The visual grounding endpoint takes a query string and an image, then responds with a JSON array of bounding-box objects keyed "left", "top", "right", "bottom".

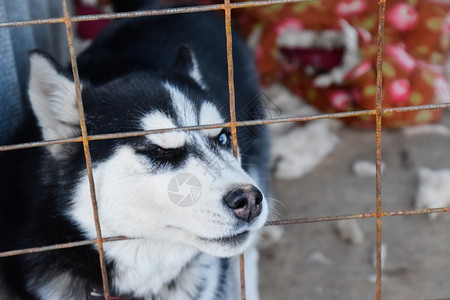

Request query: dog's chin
[{"left": 194, "top": 230, "right": 256, "bottom": 258}]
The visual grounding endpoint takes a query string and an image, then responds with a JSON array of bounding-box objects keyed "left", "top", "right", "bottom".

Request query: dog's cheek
[{"left": 72, "top": 147, "right": 166, "bottom": 237}]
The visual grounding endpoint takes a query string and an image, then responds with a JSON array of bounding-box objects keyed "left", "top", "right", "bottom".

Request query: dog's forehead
[
  {"left": 141, "top": 111, "right": 186, "bottom": 148},
  {"left": 139, "top": 83, "right": 224, "bottom": 148},
  {"left": 164, "top": 82, "right": 224, "bottom": 129}
]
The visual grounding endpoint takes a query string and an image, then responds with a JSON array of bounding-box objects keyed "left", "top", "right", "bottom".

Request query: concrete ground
[{"left": 259, "top": 112, "right": 450, "bottom": 300}]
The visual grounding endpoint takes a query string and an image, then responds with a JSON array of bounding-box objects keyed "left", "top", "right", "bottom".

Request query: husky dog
[{"left": 0, "top": 0, "right": 272, "bottom": 299}]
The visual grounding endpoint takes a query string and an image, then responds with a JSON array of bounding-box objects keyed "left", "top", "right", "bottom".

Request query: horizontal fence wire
[
  {"left": 1, "top": 0, "right": 450, "bottom": 299},
  {"left": 2, "top": 102, "right": 450, "bottom": 152},
  {"left": 1, "top": 205, "right": 449, "bottom": 258},
  {"left": 0, "top": 0, "right": 310, "bottom": 29}
]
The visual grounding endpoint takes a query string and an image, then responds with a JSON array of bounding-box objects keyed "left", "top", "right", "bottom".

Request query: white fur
[
  {"left": 28, "top": 54, "right": 81, "bottom": 157},
  {"left": 189, "top": 53, "right": 207, "bottom": 90},
  {"left": 141, "top": 101, "right": 224, "bottom": 146},
  {"left": 199, "top": 101, "right": 224, "bottom": 137},
  {"left": 31, "top": 273, "right": 87, "bottom": 300},
  {"left": 243, "top": 246, "right": 260, "bottom": 300},
  {"left": 105, "top": 239, "right": 198, "bottom": 297},
  {"left": 31, "top": 56, "right": 268, "bottom": 298},
  {"left": 70, "top": 146, "right": 266, "bottom": 241},
  {"left": 69, "top": 142, "right": 268, "bottom": 296},
  {"left": 159, "top": 253, "right": 235, "bottom": 300},
  {"left": 165, "top": 83, "right": 198, "bottom": 127},
  {"left": 416, "top": 168, "right": 450, "bottom": 220},
  {"left": 141, "top": 111, "right": 186, "bottom": 148}
]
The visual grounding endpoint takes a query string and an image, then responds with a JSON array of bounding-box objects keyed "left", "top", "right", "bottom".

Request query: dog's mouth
[
  {"left": 281, "top": 47, "right": 345, "bottom": 72},
  {"left": 199, "top": 230, "right": 250, "bottom": 247},
  {"left": 167, "top": 225, "right": 251, "bottom": 247},
  {"left": 277, "top": 29, "right": 346, "bottom": 73},
  {"left": 275, "top": 20, "right": 361, "bottom": 85}
]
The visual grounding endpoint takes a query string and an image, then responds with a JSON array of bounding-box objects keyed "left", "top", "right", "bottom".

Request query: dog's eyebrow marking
[
  {"left": 141, "top": 111, "right": 186, "bottom": 148},
  {"left": 199, "top": 102, "right": 223, "bottom": 137},
  {"left": 164, "top": 83, "right": 197, "bottom": 128}
]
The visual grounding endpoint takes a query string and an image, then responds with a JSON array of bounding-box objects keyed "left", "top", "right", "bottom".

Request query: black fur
[{"left": 0, "top": 1, "right": 270, "bottom": 299}]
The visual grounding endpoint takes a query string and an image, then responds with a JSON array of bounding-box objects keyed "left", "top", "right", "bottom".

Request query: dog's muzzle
[{"left": 223, "top": 185, "right": 263, "bottom": 222}]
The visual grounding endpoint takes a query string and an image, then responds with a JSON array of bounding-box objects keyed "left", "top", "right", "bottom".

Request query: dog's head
[{"left": 28, "top": 47, "right": 268, "bottom": 257}]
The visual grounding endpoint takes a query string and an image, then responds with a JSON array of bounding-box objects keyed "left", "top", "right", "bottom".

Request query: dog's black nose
[{"left": 223, "top": 185, "right": 263, "bottom": 222}]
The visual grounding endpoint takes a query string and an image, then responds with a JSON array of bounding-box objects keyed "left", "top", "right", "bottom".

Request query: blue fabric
[
  {"left": 0, "top": 0, "right": 69, "bottom": 145},
  {"left": 0, "top": 0, "right": 23, "bottom": 145}
]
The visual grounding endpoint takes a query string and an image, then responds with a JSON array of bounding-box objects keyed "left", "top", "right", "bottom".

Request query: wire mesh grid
[{"left": 0, "top": 0, "right": 450, "bottom": 299}]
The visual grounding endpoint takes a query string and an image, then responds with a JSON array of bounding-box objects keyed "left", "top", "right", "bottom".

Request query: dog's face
[{"left": 28, "top": 49, "right": 268, "bottom": 258}]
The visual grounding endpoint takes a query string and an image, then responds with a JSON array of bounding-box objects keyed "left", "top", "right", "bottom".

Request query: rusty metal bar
[
  {"left": 266, "top": 212, "right": 377, "bottom": 226},
  {"left": 1, "top": 206, "right": 449, "bottom": 259},
  {"left": 0, "top": 136, "right": 83, "bottom": 152},
  {"left": 61, "top": 1, "right": 110, "bottom": 299},
  {"left": 383, "top": 102, "right": 450, "bottom": 113},
  {"left": 224, "top": 0, "right": 238, "bottom": 158},
  {"left": 239, "top": 253, "right": 246, "bottom": 299},
  {"left": 3, "top": 98, "right": 450, "bottom": 151},
  {"left": 0, "top": 236, "right": 129, "bottom": 258},
  {"left": 230, "top": 0, "right": 309, "bottom": 9},
  {"left": 1, "top": 110, "right": 375, "bottom": 151},
  {"left": 0, "top": 0, "right": 310, "bottom": 29},
  {"left": 0, "top": 206, "right": 447, "bottom": 258},
  {"left": 374, "top": 0, "right": 386, "bottom": 298},
  {"left": 266, "top": 206, "right": 450, "bottom": 226},
  {"left": 4, "top": 101, "right": 450, "bottom": 152},
  {"left": 0, "top": 123, "right": 230, "bottom": 151},
  {"left": 0, "top": 17, "right": 65, "bottom": 28},
  {"left": 222, "top": 0, "right": 246, "bottom": 298},
  {"left": 382, "top": 207, "right": 450, "bottom": 217}
]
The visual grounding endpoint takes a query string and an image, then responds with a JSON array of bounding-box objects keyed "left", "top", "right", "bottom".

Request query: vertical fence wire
[
  {"left": 61, "top": 0, "right": 110, "bottom": 298},
  {"left": 374, "top": 0, "right": 386, "bottom": 298},
  {"left": 223, "top": 0, "right": 247, "bottom": 298}
]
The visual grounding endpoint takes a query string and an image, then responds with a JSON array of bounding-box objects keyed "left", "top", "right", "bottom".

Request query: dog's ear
[
  {"left": 28, "top": 51, "right": 81, "bottom": 158},
  {"left": 172, "top": 45, "right": 206, "bottom": 89}
]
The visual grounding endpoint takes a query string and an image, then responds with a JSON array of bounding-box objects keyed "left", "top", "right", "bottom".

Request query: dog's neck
[
  {"left": 104, "top": 239, "right": 233, "bottom": 299},
  {"left": 105, "top": 239, "right": 198, "bottom": 297}
]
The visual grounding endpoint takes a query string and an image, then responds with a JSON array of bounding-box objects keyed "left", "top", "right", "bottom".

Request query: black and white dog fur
[{"left": 0, "top": 0, "right": 272, "bottom": 299}]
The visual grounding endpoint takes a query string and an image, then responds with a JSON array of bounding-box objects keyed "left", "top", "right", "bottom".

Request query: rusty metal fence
[{"left": 1, "top": 0, "right": 450, "bottom": 299}]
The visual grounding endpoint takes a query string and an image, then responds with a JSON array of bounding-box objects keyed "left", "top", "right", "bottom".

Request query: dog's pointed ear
[
  {"left": 172, "top": 45, "right": 206, "bottom": 89},
  {"left": 28, "top": 51, "right": 81, "bottom": 158}
]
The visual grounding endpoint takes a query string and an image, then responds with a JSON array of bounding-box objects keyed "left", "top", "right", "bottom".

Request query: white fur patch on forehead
[
  {"left": 199, "top": 102, "right": 224, "bottom": 137},
  {"left": 164, "top": 83, "right": 197, "bottom": 127},
  {"left": 141, "top": 111, "right": 186, "bottom": 148}
]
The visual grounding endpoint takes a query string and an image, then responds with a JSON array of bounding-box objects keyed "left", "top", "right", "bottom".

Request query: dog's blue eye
[{"left": 218, "top": 132, "right": 229, "bottom": 146}]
